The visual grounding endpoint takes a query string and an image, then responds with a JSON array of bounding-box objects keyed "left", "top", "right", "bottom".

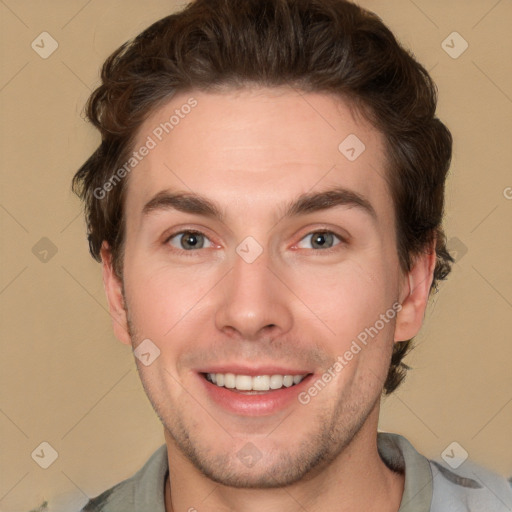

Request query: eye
[
  {"left": 296, "top": 231, "right": 342, "bottom": 250},
  {"left": 167, "top": 231, "right": 213, "bottom": 251}
]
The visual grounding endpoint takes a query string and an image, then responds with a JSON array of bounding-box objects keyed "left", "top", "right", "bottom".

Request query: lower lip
[{"left": 199, "top": 373, "right": 314, "bottom": 416}]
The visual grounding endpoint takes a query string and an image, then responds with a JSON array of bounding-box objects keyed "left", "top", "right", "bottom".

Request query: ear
[
  {"left": 100, "top": 242, "right": 131, "bottom": 346},
  {"left": 394, "top": 244, "right": 437, "bottom": 342}
]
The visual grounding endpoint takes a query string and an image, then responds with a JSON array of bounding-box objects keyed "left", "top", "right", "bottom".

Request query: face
[{"left": 102, "top": 87, "right": 431, "bottom": 488}]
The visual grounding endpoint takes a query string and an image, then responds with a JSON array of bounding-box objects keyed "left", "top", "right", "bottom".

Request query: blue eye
[
  {"left": 165, "top": 230, "right": 342, "bottom": 252},
  {"left": 167, "top": 231, "right": 213, "bottom": 250},
  {"left": 297, "top": 231, "right": 342, "bottom": 250}
]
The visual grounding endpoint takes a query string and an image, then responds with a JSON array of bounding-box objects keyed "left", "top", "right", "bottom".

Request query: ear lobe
[
  {"left": 100, "top": 242, "right": 131, "bottom": 346},
  {"left": 394, "top": 246, "right": 437, "bottom": 342}
]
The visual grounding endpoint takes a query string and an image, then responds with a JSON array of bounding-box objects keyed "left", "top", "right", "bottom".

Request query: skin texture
[{"left": 101, "top": 87, "right": 436, "bottom": 512}]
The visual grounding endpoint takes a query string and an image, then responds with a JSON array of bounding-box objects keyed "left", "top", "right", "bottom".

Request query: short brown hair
[{"left": 72, "top": 0, "right": 453, "bottom": 394}]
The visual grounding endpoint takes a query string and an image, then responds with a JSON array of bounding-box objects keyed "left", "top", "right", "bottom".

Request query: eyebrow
[{"left": 141, "top": 187, "right": 377, "bottom": 223}]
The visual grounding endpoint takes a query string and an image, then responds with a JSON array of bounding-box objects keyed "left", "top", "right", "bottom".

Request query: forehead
[{"left": 125, "top": 87, "right": 391, "bottom": 221}]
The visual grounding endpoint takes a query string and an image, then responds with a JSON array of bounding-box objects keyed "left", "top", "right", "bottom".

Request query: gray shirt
[{"left": 80, "top": 433, "right": 512, "bottom": 511}]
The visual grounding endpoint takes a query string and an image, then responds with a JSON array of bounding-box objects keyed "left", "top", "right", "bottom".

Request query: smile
[{"left": 204, "top": 372, "right": 308, "bottom": 392}]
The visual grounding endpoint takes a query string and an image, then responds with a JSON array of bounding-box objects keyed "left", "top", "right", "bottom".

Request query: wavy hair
[{"left": 72, "top": 0, "right": 453, "bottom": 394}]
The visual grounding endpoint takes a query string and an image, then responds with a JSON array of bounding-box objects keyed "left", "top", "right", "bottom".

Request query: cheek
[
  {"left": 288, "top": 256, "right": 397, "bottom": 339},
  {"left": 286, "top": 256, "right": 399, "bottom": 393},
  {"left": 122, "top": 258, "right": 209, "bottom": 338}
]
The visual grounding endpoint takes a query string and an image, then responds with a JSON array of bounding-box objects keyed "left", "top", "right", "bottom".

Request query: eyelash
[{"left": 163, "top": 228, "right": 347, "bottom": 254}]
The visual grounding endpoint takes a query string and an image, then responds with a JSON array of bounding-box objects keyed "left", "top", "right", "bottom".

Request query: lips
[{"left": 196, "top": 367, "right": 315, "bottom": 416}]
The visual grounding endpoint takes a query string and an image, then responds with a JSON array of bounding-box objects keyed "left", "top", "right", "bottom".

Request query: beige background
[{"left": 0, "top": 0, "right": 511, "bottom": 510}]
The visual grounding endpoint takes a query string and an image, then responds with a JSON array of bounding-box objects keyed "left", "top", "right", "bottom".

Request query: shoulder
[
  {"left": 429, "top": 457, "right": 512, "bottom": 512},
  {"left": 77, "top": 444, "right": 168, "bottom": 512},
  {"left": 378, "top": 433, "right": 512, "bottom": 512}
]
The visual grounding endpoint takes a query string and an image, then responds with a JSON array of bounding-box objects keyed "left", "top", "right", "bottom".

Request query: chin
[{"left": 170, "top": 424, "right": 344, "bottom": 489}]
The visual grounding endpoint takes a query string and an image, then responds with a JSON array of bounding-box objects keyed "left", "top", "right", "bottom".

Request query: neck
[{"left": 164, "top": 407, "right": 404, "bottom": 512}]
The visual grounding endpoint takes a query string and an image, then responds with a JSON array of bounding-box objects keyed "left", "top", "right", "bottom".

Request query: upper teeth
[{"left": 206, "top": 373, "right": 306, "bottom": 391}]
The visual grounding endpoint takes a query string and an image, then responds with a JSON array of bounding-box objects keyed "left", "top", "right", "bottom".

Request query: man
[{"left": 72, "top": 0, "right": 512, "bottom": 510}]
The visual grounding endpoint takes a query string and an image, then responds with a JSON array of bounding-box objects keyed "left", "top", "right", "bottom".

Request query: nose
[{"left": 214, "top": 248, "right": 294, "bottom": 341}]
